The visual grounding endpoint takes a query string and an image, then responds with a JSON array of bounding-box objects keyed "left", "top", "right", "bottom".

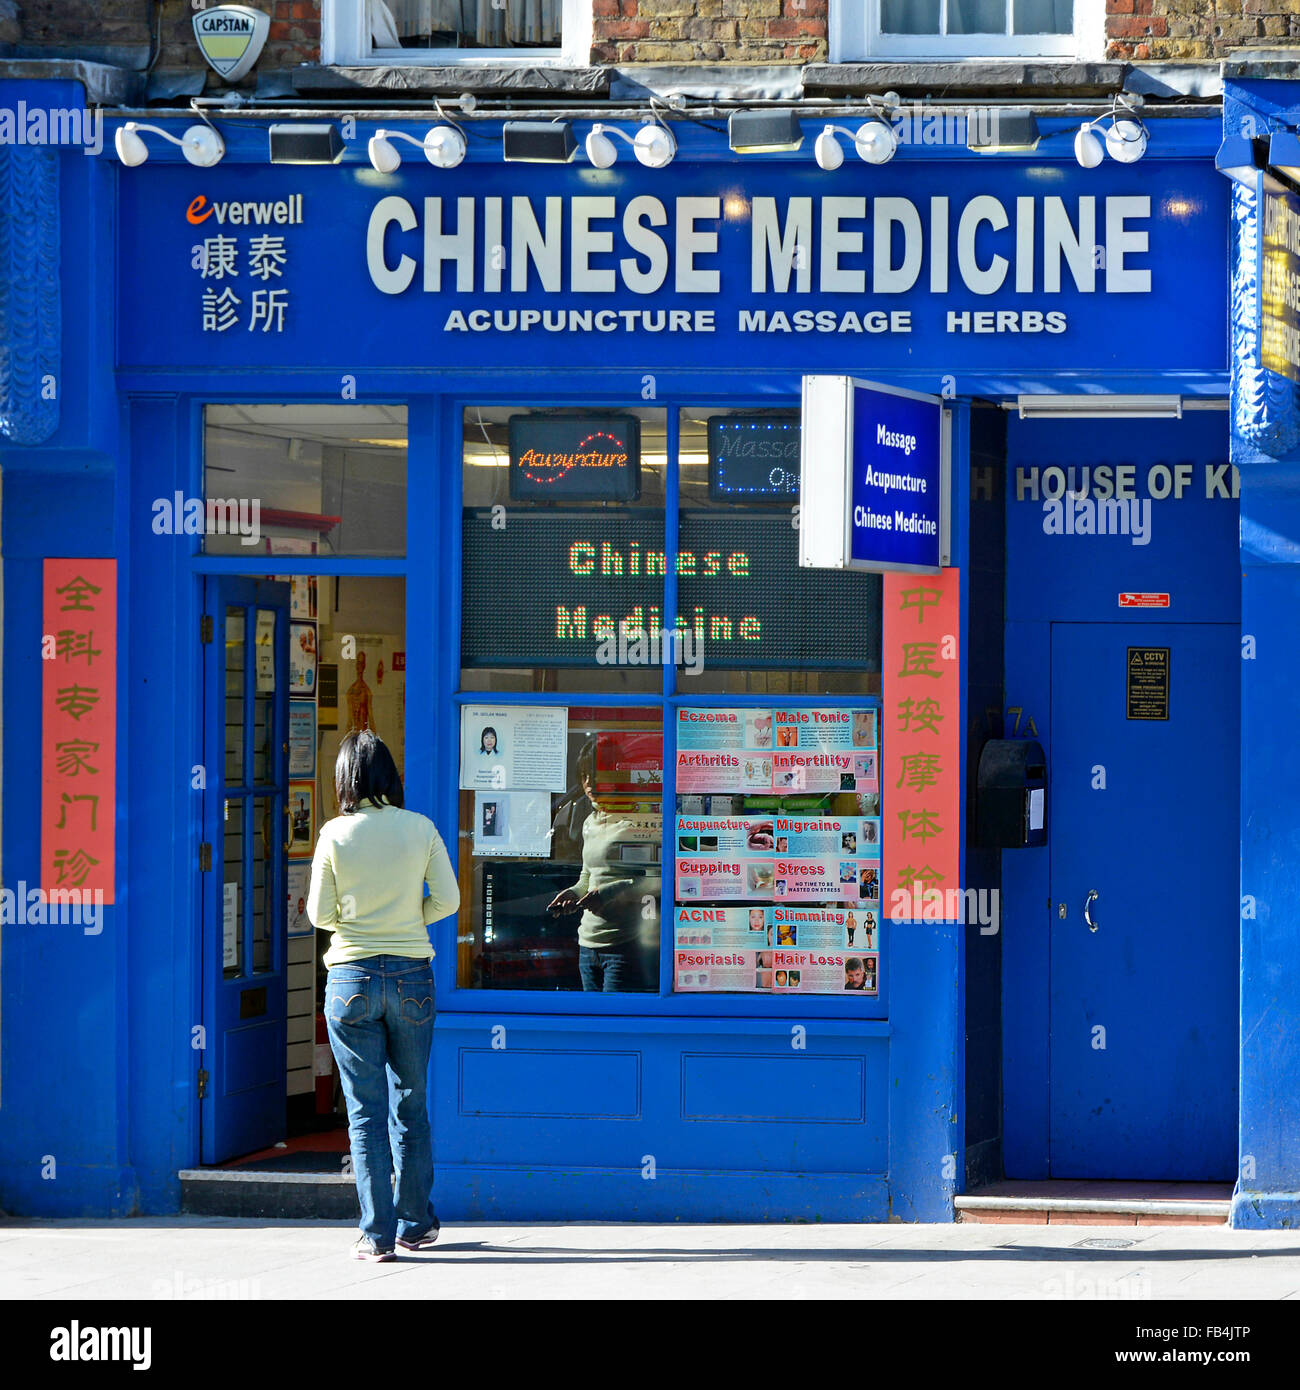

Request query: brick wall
[
  {"left": 15, "top": 1, "right": 320, "bottom": 79},
  {"left": 1107, "top": 0, "right": 1300, "bottom": 61},
  {"left": 591, "top": 0, "right": 828, "bottom": 65}
]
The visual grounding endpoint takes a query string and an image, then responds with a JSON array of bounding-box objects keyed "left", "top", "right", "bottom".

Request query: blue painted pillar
[{"left": 1226, "top": 81, "right": 1300, "bottom": 1229}]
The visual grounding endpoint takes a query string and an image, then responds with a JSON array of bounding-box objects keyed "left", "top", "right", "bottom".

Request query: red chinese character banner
[
  {"left": 42, "top": 559, "right": 116, "bottom": 903},
  {"left": 883, "top": 567, "right": 960, "bottom": 921}
]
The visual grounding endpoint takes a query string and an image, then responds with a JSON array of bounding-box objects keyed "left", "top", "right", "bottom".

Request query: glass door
[{"left": 200, "top": 577, "right": 292, "bottom": 1163}]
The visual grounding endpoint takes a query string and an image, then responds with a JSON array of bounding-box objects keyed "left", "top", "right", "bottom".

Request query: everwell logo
[
  {"left": 193, "top": 5, "right": 271, "bottom": 84},
  {"left": 186, "top": 193, "right": 304, "bottom": 226}
]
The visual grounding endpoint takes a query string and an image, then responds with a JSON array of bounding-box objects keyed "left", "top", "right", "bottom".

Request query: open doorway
[{"left": 196, "top": 403, "right": 408, "bottom": 1170}]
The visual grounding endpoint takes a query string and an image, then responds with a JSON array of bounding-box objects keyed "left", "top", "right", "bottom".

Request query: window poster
[
  {"left": 290, "top": 574, "right": 318, "bottom": 621},
  {"left": 289, "top": 701, "right": 316, "bottom": 778},
  {"left": 287, "top": 861, "right": 312, "bottom": 937},
  {"left": 254, "top": 609, "right": 276, "bottom": 694},
  {"left": 289, "top": 621, "right": 317, "bottom": 695},
  {"left": 288, "top": 780, "right": 315, "bottom": 858},
  {"left": 459, "top": 705, "right": 568, "bottom": 792},
  {"left": 671, "top": 705, "right": 881, "bottom": 996},
  {"left": 473, "top": 790, "right": 554, "bottom": 858}
]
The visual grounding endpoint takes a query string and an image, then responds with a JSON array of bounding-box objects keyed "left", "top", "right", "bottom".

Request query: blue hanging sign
[{"left": 799, "top": 376, "right": 949, "bottom": 575}]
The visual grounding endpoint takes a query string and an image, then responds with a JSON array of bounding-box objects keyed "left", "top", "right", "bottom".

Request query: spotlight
[
  {"left": 634, "top": 122, "right": 676, "bottom": 169},
  {"left": 854, "top": 117, "right": 897, "bottom": 165},
  {"left": 423, "top": 125, "right": 467, "bottom": 168},
  {"left": 813, "top": 119, "right": 897, "bottom": 170},
  {"left": 113, "top": 121, "right": 225, "bottom": 167},
  {"left": 585, "top": 125, "right": 618, "bottom": 169},
  {"left": 269, "top": 123, "right": 345, "bottom": 164},
  {"left": 968, "top": 108, "right": 1040, "bottom": 154},
  {"left": 729, "top": 109, "right": 803, "bottom": 154},
  {"left": 367, "top": 125, "right": 466, "bottom": 173},
  {"left": 503, "top": 120, "right": 577, "bottom": 163},
  {"left": 1073, "top": 122, "right": 1104, "bottom": 169},
  {"left": 814, "top": 126, "right": 844, "bottom": 171},
  {"left": 584, "top": 121, "right": 676, "bottom": 169},
  {"left": 1105, "top": 117, "right": 1147, "bottom": 164}
]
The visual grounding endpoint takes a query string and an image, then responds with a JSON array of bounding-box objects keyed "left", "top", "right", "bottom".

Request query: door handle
[
  {"left": 283, "top": 806, "right": 292, "bottom": 852},
  {"left": 1083, "top": 889, "right": 1099, "bottom": 933}
]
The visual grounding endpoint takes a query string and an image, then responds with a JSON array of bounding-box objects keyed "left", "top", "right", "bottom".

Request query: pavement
[{"left": 3, "top": 1216, "right": 1300, "bottom": 1300}]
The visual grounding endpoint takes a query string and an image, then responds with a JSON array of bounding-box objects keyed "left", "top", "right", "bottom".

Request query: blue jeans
[
  {"left": 579, "top": 942, "right": 647, "bottom": 992},
  {"left": 324, "top": 954, "right": 437, "bottom": 1249}
]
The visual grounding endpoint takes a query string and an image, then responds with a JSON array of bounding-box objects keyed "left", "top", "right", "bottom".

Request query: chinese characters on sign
[
  {"left": 882, "top": 569, "right": 960, "bottom": 922},
  {"left": 42, "top": 559, "right": 116, "bottom": 903},
  {"left": 193, "top": 198, "right": 302, "bottom": 335}
]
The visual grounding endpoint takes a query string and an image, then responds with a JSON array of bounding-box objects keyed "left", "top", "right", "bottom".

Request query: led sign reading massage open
[{"left": 508, "top": 414, "right": 641, "bottom": 501}]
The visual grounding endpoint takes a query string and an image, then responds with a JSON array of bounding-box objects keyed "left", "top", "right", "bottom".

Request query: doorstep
[
  {"left": 955, "top": 1180, "right": 1232, "bottom": 1226},
  {"left": 179, "top": 1129, "right": 356, "bottom": 1218},
  {"left": 178, "top": 1168, "right": 360, "bottom": 1219}
]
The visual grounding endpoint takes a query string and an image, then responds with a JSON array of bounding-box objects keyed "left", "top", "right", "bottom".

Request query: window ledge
[
  {"left": 290, "top": 61, "right": 609, "bottom": 99},
  {"left": 802, "top": 58, "right": 1132, "bottom": 99}
]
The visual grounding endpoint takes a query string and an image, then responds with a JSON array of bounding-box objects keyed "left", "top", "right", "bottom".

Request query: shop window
[
  {"left": 324, "top": 0, "right": 590, "bottom": 65},
  {"left": 832, "top": 0, "right": 1103, "bottom": 59},
  {"left": 676, "top": 408, "right": 881, "bottom": 695},
  {"left": 456, "top": 704, "right": 662, "bottom": 992},
  {"left": 202, "top": 405, "right": 406, "bottom": 558},
  {"left": 460, "top": 405, "right": 667, "bottom": 694},
  {"left": 453, "top": 400, "right": 885, "bottom": 1000}
]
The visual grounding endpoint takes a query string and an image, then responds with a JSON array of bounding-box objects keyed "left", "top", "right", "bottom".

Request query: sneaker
[
  {"left": 396, "top": 1223, "right": 440, "bottom": 1251},
  {"left": 351, "top": 1235, "right": 395, "bottom": 1263}
]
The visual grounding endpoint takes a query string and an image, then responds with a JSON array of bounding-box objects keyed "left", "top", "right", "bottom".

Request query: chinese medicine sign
[
  {"left": 883, "top": 568, "right": 960, "bottom": 921},
  {"left": 42, "top": 560, "right": 116, "bottom": 903}
]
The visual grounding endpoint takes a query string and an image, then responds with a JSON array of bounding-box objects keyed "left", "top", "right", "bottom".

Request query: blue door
[
  {"left": 201, "top": 578, "right": 292, "bottom": 1163},
  {"left": 1049, "top": 622, "right": 1238, "bottom": 1179}
]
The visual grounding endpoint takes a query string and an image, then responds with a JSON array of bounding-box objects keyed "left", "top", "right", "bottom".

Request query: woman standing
[{"left": 308, "top": 730, "right": 460, "bottom": 1262}]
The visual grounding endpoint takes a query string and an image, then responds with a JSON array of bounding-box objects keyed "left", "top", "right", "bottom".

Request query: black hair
[
  {"left": 479, "top": 726, "right": 498, "bottom": 752},
  {"left": 575, "top": 736, "right": 598, "bottom": 786},
  {"left": 335, "top": 729, "right": 404, "bottom": 814},
  {"left": 845, "top": 957, "right": 864, "bottom": 972}
]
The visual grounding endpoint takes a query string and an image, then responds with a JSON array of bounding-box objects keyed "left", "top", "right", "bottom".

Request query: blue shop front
[{"left": 7, "top": 79, "right": 1293, "bottom": 1224}]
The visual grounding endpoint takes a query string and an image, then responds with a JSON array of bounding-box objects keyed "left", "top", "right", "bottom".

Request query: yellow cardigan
[{"left": 307, "top": 801, "right": 460, "bottom": 967}]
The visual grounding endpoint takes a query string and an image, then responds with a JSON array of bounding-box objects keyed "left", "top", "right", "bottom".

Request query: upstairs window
[
  {"left": 833, "top": 0, "right": 1104, "bottom": 60},
  {"left": 325, "top": 0, "right": 590, "bottom": 65}
]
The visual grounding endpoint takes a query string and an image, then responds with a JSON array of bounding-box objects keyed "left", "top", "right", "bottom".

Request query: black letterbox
[{"left": 975, "top": 739, "right": 1047, "bottom": 849}]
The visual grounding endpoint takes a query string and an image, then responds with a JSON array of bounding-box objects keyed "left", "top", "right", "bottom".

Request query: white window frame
[
  {"left": 830, "top": 0, "right": 1105, "bottom": 62},
  {"left": 324, "top": 0, "right": 592, "bottom": 67}
]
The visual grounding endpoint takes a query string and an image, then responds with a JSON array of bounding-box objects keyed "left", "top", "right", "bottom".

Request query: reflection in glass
[
  {"left": 224, "top": 810, "right": 244, "bottom": 978},
  {"left": 948, "top": 0, "right": 1007, "bottom": 34},
  {"left": 204, "top": 405, "right": 406, "bottom": 557},
  {"left": 458, "top": 707, "right": 662, "bottom": 992},
  {"left": 1014, "top": 0, "right": 1072, "bottom": 33},
  {"left": 881, "top": 0, "right": 940, "bottom": 33}
]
